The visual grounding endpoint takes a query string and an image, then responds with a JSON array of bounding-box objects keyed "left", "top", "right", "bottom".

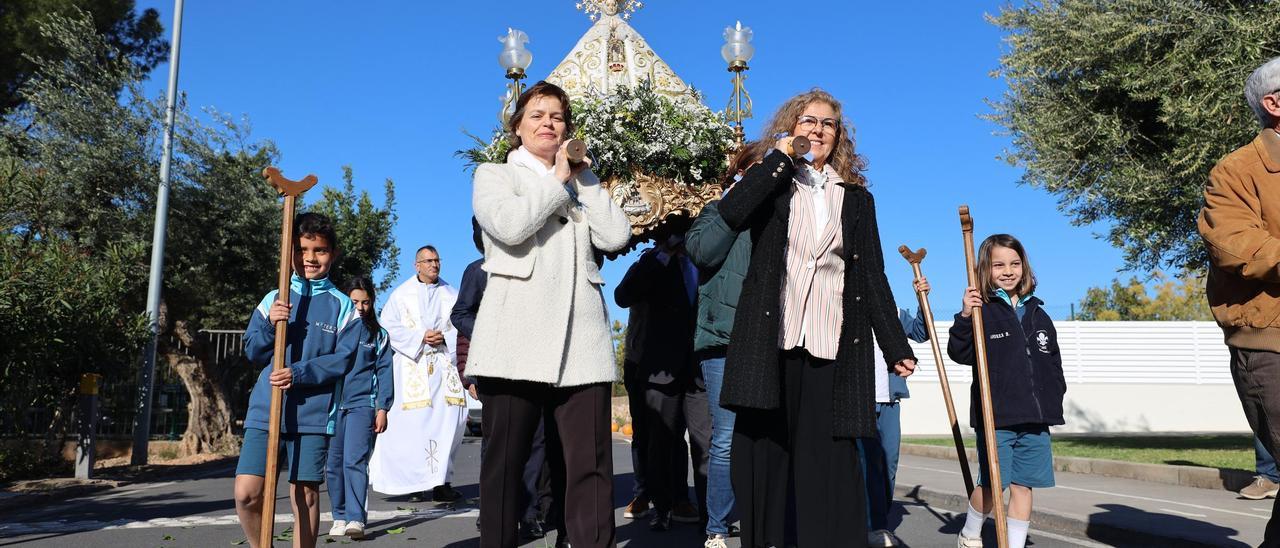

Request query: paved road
[{"left": 0, "top": 435, "right": 1102, "bottom": 547}]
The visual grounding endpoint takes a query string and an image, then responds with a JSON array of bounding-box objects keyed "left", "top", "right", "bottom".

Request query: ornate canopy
[
  {"left": 547, "top": 2, "right": 694, "bottom": 103},
  {"left": 546, "top": 1, "right": 727, "bottom": 245}
]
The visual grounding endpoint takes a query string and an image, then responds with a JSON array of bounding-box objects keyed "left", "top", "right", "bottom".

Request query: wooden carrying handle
[
  {"left": 778, "top": 135, "right": 811, "bottom": 158},
  {"left": 898, "top": 245, "right": 927, "bottom": 265},
  {"left": 565, "top": 139, "right": 588, "bottom": 164},
  {"left": 898, "top": 242, "right": 975, "bottom": 494},
  {"left": 263, "top": 166, "right": 318, "bottom": 198}
]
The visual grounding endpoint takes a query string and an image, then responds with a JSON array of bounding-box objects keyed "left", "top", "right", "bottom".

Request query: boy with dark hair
[{"left": 233, "top": 212, "right": 361, "bottom": 548}]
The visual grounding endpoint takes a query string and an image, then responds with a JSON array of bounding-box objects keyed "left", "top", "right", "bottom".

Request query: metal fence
[
  {"left": 6, "top": 329, "right": 250, "bottom": 440},
  {"left": 906, "top": 320, "right": 1232, "bottom": 385}
]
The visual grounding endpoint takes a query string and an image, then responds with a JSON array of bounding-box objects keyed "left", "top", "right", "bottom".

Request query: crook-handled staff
[
  {"left": 959, "top": 205, "right": 1007, "bottom": 548},
  {"left": 898, "top": 245, "right": 974, "bottom": 495},
  {"left": 260, "top": 167, "right": 318, "bottom": 547}
]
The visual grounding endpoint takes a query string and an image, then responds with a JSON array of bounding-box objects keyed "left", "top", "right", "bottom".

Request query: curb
[
  {"left": 900, "top": 443, "right": 1255, "bottom": 493},
  {"left": 895, "top": 482, "right": 1226, "bottom": 548}
]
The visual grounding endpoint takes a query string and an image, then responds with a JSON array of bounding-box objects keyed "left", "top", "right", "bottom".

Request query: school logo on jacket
[{"left": 1035, "top": 330, "right": 1051, "bottom": 353}]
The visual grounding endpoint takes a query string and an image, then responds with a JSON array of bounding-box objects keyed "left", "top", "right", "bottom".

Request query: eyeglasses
[{"left": 796, "top": 115, "right": 839, "bottom": 133}]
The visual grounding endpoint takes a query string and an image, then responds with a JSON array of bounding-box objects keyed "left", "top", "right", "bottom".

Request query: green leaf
[
  {"left": 385, "top": 527, "right": 406, "bottom": 535},
  {"left": 162, "top": 536, "right": 174, "bottom": 541}
]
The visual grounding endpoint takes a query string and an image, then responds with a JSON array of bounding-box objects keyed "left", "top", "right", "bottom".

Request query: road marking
[
  {"left": 0, "top": 508, "right": 476, "bottom": 537},
  {"left": 900, "top": 463, "right": 1269, "bottom": 521},
  {"left": 1158, "top": 508, "right": 1207, "bottom": 518}
]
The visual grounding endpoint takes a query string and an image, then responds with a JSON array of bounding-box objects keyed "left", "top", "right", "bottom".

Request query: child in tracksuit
[
  {"left": 949, "top": 234, "right": 1066, "bottom": 548},
  {"left": 326, "top": 276, "right": 394, "bottom": 540},
  {"left": 234, "top": 213, "right": 361, "bottom": 548}
]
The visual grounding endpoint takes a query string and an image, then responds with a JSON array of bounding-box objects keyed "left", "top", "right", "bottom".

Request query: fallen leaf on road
[
  {"left": 162, "top": 535, "right": 174, "bottom": 540},
  {"left": 230, "top": 540, "right": 246, "bottom": 546},
  {"left": 386, "top": 527, "right": 406, "bottom": 534}
]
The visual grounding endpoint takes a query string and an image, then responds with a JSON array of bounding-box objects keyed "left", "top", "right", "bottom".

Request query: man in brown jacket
[{"left": 1198, "top": 56, "right": 1280, "bottom": 545}]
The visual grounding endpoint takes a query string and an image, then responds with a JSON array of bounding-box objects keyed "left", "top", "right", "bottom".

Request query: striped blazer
[
  {"left": 780, "top": 165, "right": 846, "bottom": 358},
  {"left": 717, "top": 149, "right": 915, "bottom": 439}
]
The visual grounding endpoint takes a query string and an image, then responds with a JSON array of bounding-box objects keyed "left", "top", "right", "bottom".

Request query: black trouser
[
  {"left": 478, "top": 378, "right": 614, "bottom": 548},
  {"left": 478, "top": 397, "right": 550, "bottom": 523},
  {"left": 731, "top": 350, "right": 867, "bottom": 547},
  {"left": 642, "top": 382, "right": 691, "bottom": 514},
  {"left": 625, "top": 374, "right": 650, "bottom": 500},
  {"left": 684, "top": 380, "right": 712, "bottom": 526},
  {"left": 1231, "top": 347, "right": 1280, "bottom": 547}
]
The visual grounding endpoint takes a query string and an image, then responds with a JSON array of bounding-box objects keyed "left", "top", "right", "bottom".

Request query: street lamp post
[
  {"left": 498, "top": 28, "right": 533, "bottom": 124},
  {"left": 132, "top": 0, "right": 185, "bottom": 466},
  {"left": 721, "top": 21, "right": 755, "bottom": 144}
]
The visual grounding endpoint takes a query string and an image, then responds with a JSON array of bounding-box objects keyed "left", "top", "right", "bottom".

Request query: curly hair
[{"left": 759, "top": 88, "right": 867, "bottom": 185}]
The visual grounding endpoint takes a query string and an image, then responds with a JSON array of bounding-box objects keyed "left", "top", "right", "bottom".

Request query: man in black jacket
[{"left": 616, "top": 233, "right": 707, "bottom": 531}]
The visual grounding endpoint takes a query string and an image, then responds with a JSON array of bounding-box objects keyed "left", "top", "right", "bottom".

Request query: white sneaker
[
  {"left": 327, "top": 520, "right": 347, "bottom": 536},
  {"left": 956, "top": 533, "right": 983, "bottom": 548},
  {"left": 868, "top": 529, "right": 900, "bottom": 547},
  {"left": 704, "top": 534, "right": 729, "bottom": 548},
  {"left": 345, "top": 521, "right": 366, "bottom": 540}
]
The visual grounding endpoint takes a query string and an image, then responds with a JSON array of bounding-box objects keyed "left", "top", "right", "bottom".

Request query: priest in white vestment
[{"left": 369, "top": 246, "right": 467, "bottom": 499}]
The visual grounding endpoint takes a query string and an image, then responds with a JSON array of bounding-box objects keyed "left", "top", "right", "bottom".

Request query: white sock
[
  {"left": 961, "top": 503, "right": 986, "bottom": 538},
  {"left": 1007, "top": 517, "right": 1030, "bottom": 548}
]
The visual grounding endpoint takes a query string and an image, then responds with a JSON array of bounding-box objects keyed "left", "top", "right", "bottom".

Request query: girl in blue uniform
[
  {"left": 949, "top": 234, "right": 1066, "bottom": 548},
  {"left": 326, "top": 276, "right": 394, "bottom": 539}
]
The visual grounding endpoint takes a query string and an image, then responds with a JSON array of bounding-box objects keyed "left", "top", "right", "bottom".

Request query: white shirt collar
[
  {"left": 509, "top": 146, "right": 555, "bottom": 177},
  {"left": 794, "top": 163, "right": 841, "bottom": 191}
]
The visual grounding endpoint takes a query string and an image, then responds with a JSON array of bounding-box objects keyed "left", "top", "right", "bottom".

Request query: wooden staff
[
  {"left": 260, "top": 167, "right": 318, "bottom": 547},
  {"left": 959, "top": 205, "right": 1007, "bottom": 548},
  {"left": 898, "top": 245, "right": 974, "bottom": 495}
]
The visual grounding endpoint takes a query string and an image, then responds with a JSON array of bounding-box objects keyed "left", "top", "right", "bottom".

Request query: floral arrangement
[{"left": 458, "top": 80, "right": 737, "bottom": 186}]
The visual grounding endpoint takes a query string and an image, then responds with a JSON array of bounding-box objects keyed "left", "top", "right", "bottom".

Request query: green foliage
[
  {"left": 0, "top": 11, "right": 400, "bottom": 462},
  {"left": 612, "top": 320, "right": 627, "bottom": 397},
  {"left": 458, "top": 81, "right": 736, "bottom": 185},
  {"left": 0, "top": 234, "right": 151, "bottom": 438},
  {"left": 0, "top": 1, "right": 167, "bottom": 115},
  {"left": 307, "top": 166, "right": 400, "bottom": 294},
  {"left": 2, "top": 9, "right": 157, "bottom": 255},
  {"left": 987, "top": 0, "right": 1280, "bottom": 271},
  {"left": 0, "top": 10, "right": 154, "bottom": 441},
  {"left": 162, "top": 110, "right": 284, "bottom": 331},
  {"left": 910, "top": 433, "right": 1253, "bottom": 471},
  {"left": 1077, "top": 270, "right": 1211, "bottom": 321}
]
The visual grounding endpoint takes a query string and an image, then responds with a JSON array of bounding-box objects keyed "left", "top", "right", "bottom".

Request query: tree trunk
[{"left": 167, "top": 321, "right": 236, "bottom": 456}]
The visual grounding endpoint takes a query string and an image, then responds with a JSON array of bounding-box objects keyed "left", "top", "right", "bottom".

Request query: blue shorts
[
  {"left": 975, "top": 424, "right": 1055, "bottom": 489},
  {"left": 235, "top": 428, "right": 329, "bottom": 484}
]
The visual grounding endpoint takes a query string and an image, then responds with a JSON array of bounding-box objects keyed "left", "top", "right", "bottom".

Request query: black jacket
[
  {"left": 615, "top": 249, "right": 697, "bottom": 387},
  {"left": 450, "top": 259, "right": 487, "bottom": 340},
  {"left": 947, "top": 296, "right": 1067, "bottom": 429},
  {"left": 717, "top": 149, "right": 915, "bottom": 439}
]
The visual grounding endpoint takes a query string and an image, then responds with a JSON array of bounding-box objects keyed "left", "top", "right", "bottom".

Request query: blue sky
[{"left": 138, "top": 0, "right": 1133, "bottom": 323}]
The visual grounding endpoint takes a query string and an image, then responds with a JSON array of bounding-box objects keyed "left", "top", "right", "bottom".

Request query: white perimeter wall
[{"left": 899, "top": 321, "right": 1251, "bottom": 435}]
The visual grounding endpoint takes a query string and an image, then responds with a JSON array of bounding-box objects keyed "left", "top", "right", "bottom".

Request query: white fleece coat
[{"left": 467, "top": 159, "right": 631, "bottom": 386}]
